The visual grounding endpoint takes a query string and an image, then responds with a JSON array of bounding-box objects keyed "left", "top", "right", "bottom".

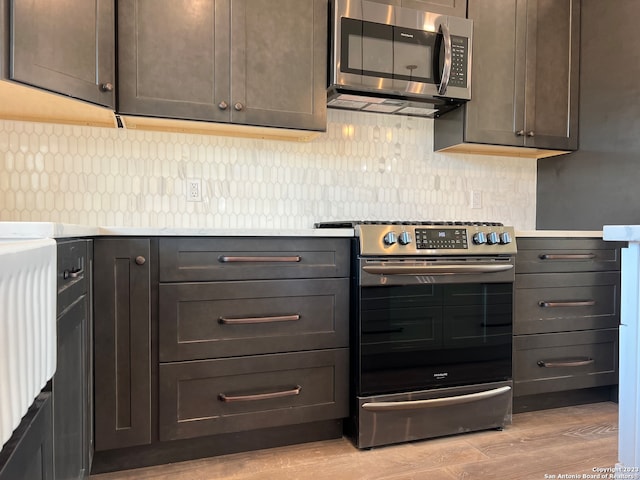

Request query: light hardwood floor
[{"left": 90, "top": 401, "right": 618, "bottom": 480}]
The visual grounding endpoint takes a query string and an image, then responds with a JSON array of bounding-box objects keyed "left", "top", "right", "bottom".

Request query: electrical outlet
[
  {"left": 187, "top": 178, "right": 202, "bottom": 202},
  {"left": 470, "top": 190, "right": 482, "bottom": 209}
]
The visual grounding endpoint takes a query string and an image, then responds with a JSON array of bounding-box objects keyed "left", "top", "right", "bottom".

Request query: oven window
[{"left": 358, "top": 283, "right": 513, "bottom": 396}]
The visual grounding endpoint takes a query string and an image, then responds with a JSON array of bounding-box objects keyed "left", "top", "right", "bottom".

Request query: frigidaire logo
[
  {"left": 400, "top": 32, "right": 414, "bottom": 38},
  {"left": 433, "top": 373, "right": 448, "bottom": 379}
]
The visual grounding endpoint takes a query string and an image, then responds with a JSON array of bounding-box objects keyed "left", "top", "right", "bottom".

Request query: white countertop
[
  {"left": 0, "top": 222, "right": 100, "bottom": 238},
  {"left": 603, "top": 225, "right": 640, "bottom": 242},
  {"left": 0, "top": 222, "right": 354, "bottom": 239},
  {"left": 98, "top": 226, "right": 354, "bottom": 237},
  {"left": 515, "top": 230, "right": 603, "bottom": 238},
  {"left": 0, "top": 222, "right": 611, "bottom": 240}
]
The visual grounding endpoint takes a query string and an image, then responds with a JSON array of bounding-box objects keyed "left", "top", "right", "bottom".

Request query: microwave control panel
[{"left": 448, "top": 36, "right": 468, "bottom": 88}]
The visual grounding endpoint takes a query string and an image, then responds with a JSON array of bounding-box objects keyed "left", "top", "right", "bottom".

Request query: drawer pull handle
[
  {"left": 219, "top": 314, "right": 300, "bottom": 325},
  {"left": 538, "top": 300, "right": 596, "bottom": 308},
  {"left": 219, "top": 385, "right": 302, "bottom": 403},
  {"left": 218, "top": 255, "right": 301, "bottom": 263},
  {"left": 362, "top": 386, "right": 511, "bottom": 411},
  {"left": 537, "top": 358, "right": 594, "bottom": 368},
  {"left": 538, "top": 253, "right": 596, "bottom": 260},
  {"left": 63, "top": 268, "right": 83, "bottom": 279}
]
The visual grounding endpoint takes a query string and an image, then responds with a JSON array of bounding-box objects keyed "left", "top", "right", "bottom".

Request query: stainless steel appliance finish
[
  {"left": 316, "top": 220, "right": 516, "bottom": 448},
  {"left": 328, "top": 0, "right": 473, "bottom": 118}
]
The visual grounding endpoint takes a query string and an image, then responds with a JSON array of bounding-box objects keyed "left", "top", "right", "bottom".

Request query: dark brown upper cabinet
[
  {"left": 117, "top": 0, "right": 327, "bottom": 131},
  {"left": 435, "top": 0, "right": 580, "bottom": 158},
  {"left": 9, "top": 0, "right": 115, "bottom": 108}
]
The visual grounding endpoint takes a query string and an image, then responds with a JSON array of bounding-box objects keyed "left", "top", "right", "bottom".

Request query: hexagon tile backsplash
[{"left": 0, "top": 110, "right": 537, "bottom": 230}]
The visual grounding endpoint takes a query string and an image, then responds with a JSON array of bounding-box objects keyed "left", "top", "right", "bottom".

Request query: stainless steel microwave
[{"left": 328, "top": 0, "right": 473, "bottom": 117}]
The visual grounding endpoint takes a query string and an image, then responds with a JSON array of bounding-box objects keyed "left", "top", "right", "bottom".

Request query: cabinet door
[
  {"left": 523, "top": 0, "right": 579, "bottom": 150},
  {"left": 10, "top": 0, "right": 115, "bottom": 108},
  {"left": 53, "top": 297, "right": 87, "bottom": 480},
  {"left": 54, "top": 239, "right": 92, "bottom": 479},
  {"left": 117, "top": 0, "right": 230, "bottom": 122},
  {"left": 230, "top": 0, "right": 327, "bottom": 130},
  {"left": 465, "top": 0, "right": 527, "bottom": 147},
  {"left": 94, "top": 239, "right": 152, "bottom": 451}
]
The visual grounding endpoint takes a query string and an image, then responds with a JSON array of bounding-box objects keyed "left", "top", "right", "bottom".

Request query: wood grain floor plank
[
  {"left": 444, "top": 436, "right": 617, "bottom": 480},
  {"left": 90, "top": 401, "right": 618, "bottom": 480}
]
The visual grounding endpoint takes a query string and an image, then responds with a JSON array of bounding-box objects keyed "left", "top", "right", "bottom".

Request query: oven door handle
[
  {"left": 362, "top": 264, "right": 514, "bottom": 275},
  {"left": 361, "top": 386, "right": 511, "bottom": 411}
]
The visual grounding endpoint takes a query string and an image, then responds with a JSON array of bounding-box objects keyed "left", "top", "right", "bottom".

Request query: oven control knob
[
  {"left": 487, "top": 232, "right": 499, "bottom": 245},
  {"left": 473, "top": 232, "right": 487, "bottom": 245},
  {"left": 500, "top": 232, "right": 512, "bottom": 244},
  {"left": 383, "top": 231, "right": 397, "bottom": 245},
  {"left": 398, "top": 231, "right": 412, "bottom": 245}
]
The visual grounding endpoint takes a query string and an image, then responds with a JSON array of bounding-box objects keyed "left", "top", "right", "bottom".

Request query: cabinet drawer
[
  {"left": 56, "top": 239, "right": 89, "bottom": 315},
  {"left": 515, "top": 238, "right": 623, "bottom": 274},
  {"left": 514, "top": 272, "right": 620, "bottom": 334},
  {"left": 158, "top": 349, "right": 349, "bottom": 441},
  {"left": 513, "top": 329, "right": 618, "bottom": 397},
  {"left": 159, "top": 237, "right": 350, "bottom": 282},
  {"left": 158, "top": 278, "right": 349, "bottom": 361}
]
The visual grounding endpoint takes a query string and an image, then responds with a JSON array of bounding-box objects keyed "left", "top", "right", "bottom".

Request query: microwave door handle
[{"left": 437, "top": 22, "right": 452, "bottom": 95}]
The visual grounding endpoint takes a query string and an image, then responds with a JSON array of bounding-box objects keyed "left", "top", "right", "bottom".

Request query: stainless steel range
[{"left": 315, "top": 221, "right": 517, "bottom": 448}]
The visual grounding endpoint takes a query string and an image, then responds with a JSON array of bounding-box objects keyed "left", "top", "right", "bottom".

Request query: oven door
[{"left": 356, "top": 257, "right": 514, "bottom": 397}]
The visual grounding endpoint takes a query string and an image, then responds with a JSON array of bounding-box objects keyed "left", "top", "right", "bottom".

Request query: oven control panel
[
  {"left": 415, "top": 228, "right": 468, "bottom": 250},
  {"left": 357, "top": 224, "right": 517, "bottom": 256}
]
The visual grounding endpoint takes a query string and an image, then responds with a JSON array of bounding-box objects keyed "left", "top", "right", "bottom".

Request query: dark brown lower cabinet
[
  {"left": 91, "top": 236, "right": 350, "bottom": 474},
  {"left": 54, "top": 238, "right": 93, "bottom": 480},
  {"left": 0, "top": 393, "right": 53, "bottom": 480},
  {"left": 93, "top": 238, "right": 152, "bottom": 452},
  {"left": 513, "top": 237, "right": 623, "bottom": 412}
]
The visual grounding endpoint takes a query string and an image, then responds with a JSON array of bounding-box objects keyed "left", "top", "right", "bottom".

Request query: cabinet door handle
[
  {"left": 219, "top": 385, "right": 302, "bottom": 403},
  {"left": 100, "top": 82, "right": 114, "bottom": 92},
  {"left": 219, "top": 314, "right": 300, "bottom": 325},
  {"left": 218, "top": 101, "right": 229, "bottom": 110},
  {"left": 234, "top": 102, "right": 244, "bottom": 111},
  {"left": 218, "top": 255, "right": 301, "bottom": 263},
  {"left": 538, "top": 300, "right": 596, "bottom": 308},
  {"left": 537, "top": 358, "right": 594, "bottom": 368},
  {"left": 63, "top": 268, "right": 83, "bottom": 279},
  {"left": 539, "top": 253, "right": 596, "bottom": 260},
  {"left": 527, "top": 131, "right": 535, "bottom": 137},
  {"left": 135, "top": 256, "right": 146, "bottom": 265},
  {"left": 515, "top": 130, "right": 525, "bottom": 136}
]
